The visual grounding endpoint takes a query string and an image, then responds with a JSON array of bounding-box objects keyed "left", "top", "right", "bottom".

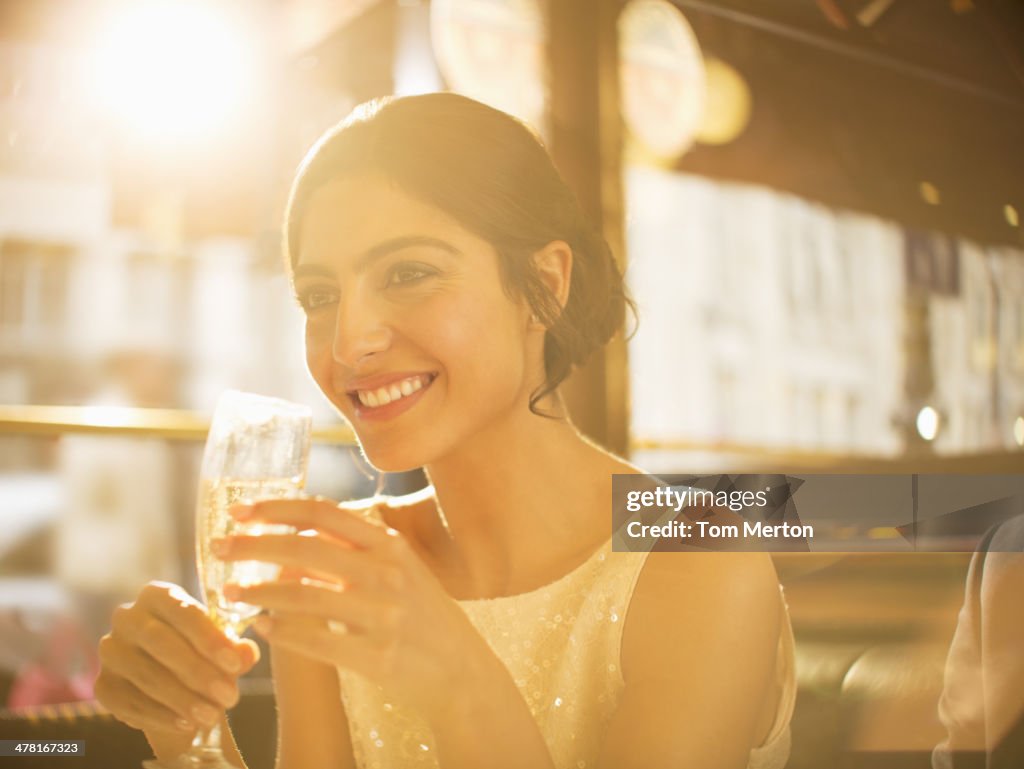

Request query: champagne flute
[{"left": 144, "top": 390, "right": 312, "bottom": 769}]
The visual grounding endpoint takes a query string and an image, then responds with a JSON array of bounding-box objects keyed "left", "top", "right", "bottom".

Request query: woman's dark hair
[{"left": 284, "top": 92, "right": 634, "bottom": 416}]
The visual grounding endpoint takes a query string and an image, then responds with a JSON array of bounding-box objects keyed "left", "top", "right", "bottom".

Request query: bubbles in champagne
[{"left": 196, "top": 477, "right": 300, "bottom": 635}]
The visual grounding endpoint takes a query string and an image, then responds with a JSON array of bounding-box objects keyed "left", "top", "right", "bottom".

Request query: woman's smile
[
  {"left": 342, "top": 371, "right": 439, "bottom": 422},
  {"left": 299, "top": 175, "right": 538, "bottom": 471}
]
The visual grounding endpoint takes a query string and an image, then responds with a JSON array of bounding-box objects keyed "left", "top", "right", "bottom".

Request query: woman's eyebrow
[
  {"left": 354, "top": 235, "right": 462, "bottom": 271},
  {"left": 296, "top": 235, "right": 462, "bottom": 281},
  {"left": 293, "top": 263, "right": 335, "bottom": 281}
]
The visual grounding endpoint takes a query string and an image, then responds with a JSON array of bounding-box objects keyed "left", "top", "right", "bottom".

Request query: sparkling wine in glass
[{"left": 144, "top": 390, "right": 311, "bottom": 769}]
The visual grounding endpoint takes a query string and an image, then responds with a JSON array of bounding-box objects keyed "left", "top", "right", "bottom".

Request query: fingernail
[
  {"left": 192, "top": 704, "right": 220, "bottom": 726},
  {"left": 230, "top": 504, "right": 252, "bottom": 520},
  {"left": 216, "top": 649, "right": 241, "bottom": 673},
  {"left": 210, "top": 681, "right": 236, "bottom": 708},
  {"left": 210, "top": 538, "right": 229, "bottom": 557},
  {"left": 176, "top": 718, "right": 195, "bottom": 732}
]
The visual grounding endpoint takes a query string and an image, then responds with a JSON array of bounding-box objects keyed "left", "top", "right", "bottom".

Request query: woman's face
[{"left": 296, "top": 175, "right": 541, "bottom": 471}]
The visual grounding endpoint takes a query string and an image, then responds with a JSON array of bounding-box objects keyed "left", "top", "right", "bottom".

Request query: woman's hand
[
  {"left": 94, "top": 582, "right": 260, "bottom": 750},
  {"left": 216, "top": 498, "right": 492, "bottom": 720}
]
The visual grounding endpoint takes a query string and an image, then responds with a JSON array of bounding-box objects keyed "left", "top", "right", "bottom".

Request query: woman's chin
[{"left": 357, "top": 443, "right": 426, "bottom": 474}]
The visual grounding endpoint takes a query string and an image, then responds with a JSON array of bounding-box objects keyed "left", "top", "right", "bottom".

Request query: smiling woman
[
  {"left": 284, "top": 93, "right": 630, "bottom": 423},
  {"left": 93, "top": 93, "right": 796, "bottom": 769}
]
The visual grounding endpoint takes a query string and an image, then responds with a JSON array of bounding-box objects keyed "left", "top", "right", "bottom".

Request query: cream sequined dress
[{"left": 336, "top": 508, "right": 797, "bottom": 769}]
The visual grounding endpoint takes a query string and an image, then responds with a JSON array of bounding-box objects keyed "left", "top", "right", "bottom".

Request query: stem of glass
[
  {"left": 187, "top": 619, "right": 237, "bottom": 759},
  {"left": 193, "top": 720, "right": 224, "bottom": 754}
]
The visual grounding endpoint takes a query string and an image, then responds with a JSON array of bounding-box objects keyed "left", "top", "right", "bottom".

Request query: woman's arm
[
  {"left": 271, "top": 641, "right": 355, "bottom": 769},
  {"left": 219, "top": 498, "right": 560, "bottom": 768},
  {"left": 598, "top": 551, "right": 782, "bottom": 769},
  {"left": 426, "top": 643, "right": 557, "bottom": 769},
  {"left": 148, "top": 644, "right": 355, "bottom": 769}
]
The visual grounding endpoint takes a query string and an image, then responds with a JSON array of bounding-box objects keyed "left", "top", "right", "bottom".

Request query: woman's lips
[{"left": 347, "top": 372, "right": 437, "bottom": 422}]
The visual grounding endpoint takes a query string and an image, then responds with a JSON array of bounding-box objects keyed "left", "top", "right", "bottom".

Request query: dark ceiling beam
[{"left": 673, "top": 0, "right": 1024, "bottom": 110}]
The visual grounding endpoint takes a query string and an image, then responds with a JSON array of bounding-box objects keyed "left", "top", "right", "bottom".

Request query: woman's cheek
[
  {"left": 304, "top": 312, "right": 335, "bottom": 351},
  {"left": 434, "top": 303, "right": 526, "bottom": 393}
]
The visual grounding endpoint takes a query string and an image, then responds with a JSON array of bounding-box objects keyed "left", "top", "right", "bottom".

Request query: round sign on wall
[
  {"left": 619, "top": 0, "right": 706, "bottom": 161},
  {"left": 430, "top": 0, "right": 546, "bottom": 131}
]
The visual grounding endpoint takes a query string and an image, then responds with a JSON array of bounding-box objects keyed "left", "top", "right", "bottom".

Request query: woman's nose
[{"left": 331, "top": 290, "right": 392, "bottom": 366}]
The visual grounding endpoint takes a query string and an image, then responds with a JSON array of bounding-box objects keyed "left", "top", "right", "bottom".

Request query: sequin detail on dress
[{"left": 336, "top": 508, "right": 796, "bottom": 769}]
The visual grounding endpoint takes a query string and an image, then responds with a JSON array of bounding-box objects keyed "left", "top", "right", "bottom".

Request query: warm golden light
[
  {"left": 87, "top": 1, "right": 255, "bottom": 144},
  {"left": 696, "top": 57, "right": 752, "bottom": 146},
  {"left": 918, "top": 181, "right": 941, "bottom": 206},
  {"left": 916, "top": 405, "right": 940, "bottom": 441}
]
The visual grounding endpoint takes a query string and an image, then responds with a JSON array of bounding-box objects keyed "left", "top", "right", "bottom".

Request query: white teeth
[{"left": 355, "top": 375, "right": 432, "bottom": 409}]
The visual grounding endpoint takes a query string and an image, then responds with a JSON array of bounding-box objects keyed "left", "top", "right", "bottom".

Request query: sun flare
[{"left": 88, "top": 1, "right": 255, "bottom": 144}]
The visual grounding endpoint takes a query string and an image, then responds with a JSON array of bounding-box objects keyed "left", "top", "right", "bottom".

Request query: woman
[{"left": 95, "top": 93, "right": 795, "bottom": 769}]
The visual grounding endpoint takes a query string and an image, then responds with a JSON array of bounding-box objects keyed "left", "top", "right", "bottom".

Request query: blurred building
[
  {"left": 0, "top": 37, "right": 320, "bottom": 422},
  {"left": 1, "top": 0, "right": 1020, "bottom": 457},
  {"left": 627, "top": 168, "right": 1024, "bottom": 461},
  {"left": 615, "top": 1, "right": 1024, "bottom": 462}
]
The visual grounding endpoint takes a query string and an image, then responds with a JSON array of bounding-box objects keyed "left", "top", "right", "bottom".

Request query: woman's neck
[{"left": 420, "top": 396, "right": 626, "bottom": 597}]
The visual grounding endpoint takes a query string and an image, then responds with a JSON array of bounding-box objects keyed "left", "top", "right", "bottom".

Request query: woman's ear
[{"left": 531, "top": 240, "right": 573, "bottom": 324}]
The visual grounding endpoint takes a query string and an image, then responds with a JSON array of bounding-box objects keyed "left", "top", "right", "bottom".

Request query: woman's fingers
[
  {"left": 97, "top": 634, "right": 224, "bottom": 728},
  {"left": 254, "top": 610, "right": 383, "bottom": 672},
  {"left": 137, "top": 583, "right": 253, "bottom": 674},
  {"left": 95, "top": 581, "right": 263, "bottom": 740},
  {"left": 226, "top": 580, "right": 398, "bottom": 634},
  {"left": 230, "top": 498, "right": 395, "bottom": 550},
  {"left": 234, "top": 637, "right": 261, "bottom": 669},
  {"left": 216, "top": 534, "right": 402, "bottom": 590},
  {"left": 109, "top": 605, "right": 240, "bottom": 706},
  {"left": 94, "top": 673, "right": 197, "bottom": 735}
]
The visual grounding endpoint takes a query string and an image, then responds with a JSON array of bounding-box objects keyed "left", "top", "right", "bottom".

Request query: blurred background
[{"left": 0, "top": 0, "right": 1022, "bottom": 767}]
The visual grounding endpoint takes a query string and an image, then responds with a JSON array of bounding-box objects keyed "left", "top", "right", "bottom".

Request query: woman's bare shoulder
[{"left": 621, "top": 549, "right": 781, "bottom": 685}]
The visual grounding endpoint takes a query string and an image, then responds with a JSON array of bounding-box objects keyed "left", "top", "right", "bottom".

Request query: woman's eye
[
  {"left": 298, "top": 289, "right": 337, "bottom": 311},
  {"left": 386, "top": 263, "right": 434, "bottom": 287}
]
